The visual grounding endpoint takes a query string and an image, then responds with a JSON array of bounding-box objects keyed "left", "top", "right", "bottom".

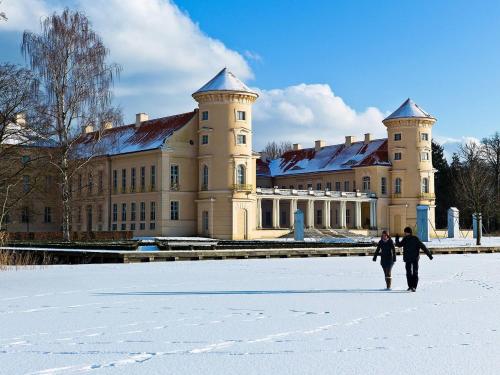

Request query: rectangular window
[
  {"left": 316, "top": 183, "right": 322, "bottom": 190},
  {"left": 326, "top": 182, "right": 332, "bottom": 190},
  {"left": 21, "top": 155, "right": 30, "bottom": 164},
  {"left": 307, "top": 183, "right": 313, "bottom": 189},
  {"left": 421, "top": 133, "right": 429, "bottom": 141},
  {"left": 78, "top": 174, "right": 82, "bottom": 192},
  {"left": 394, "top": 133, "right": 402, "bottom": 141},
  {"left": 394, "top": 152, "right": 402, "bottom": 160},
  {"left": 140, "top": 166, "right": 146, "bottom": 191},
  {"left": 112, "top": 203, "right": 118, "bottom": 222},
  {"left": 289, "top": 185, "right": 294, "bottom": 189},
  {"left": 98, "top": 170, "right": 103, "bottom": 193},
  {"left": 202, "top": 111, "right": 208, "bottom": 121},
  {"left": 202, "top": 211, "right": 209, "bottom": 233},
  {"left": 201, "top": 134, "right": 209, "bottom": 144},
  {"left": 170, "top": 201, "right": 179, "bottom": 220},
  {"left": 353, "top": 181, "right": 356, "bottom": 191},
  {"left": 97, "top": 205, "right": 103, "bottom": 222},
  {"left": 150, "top": 202, "right": 156, "bottom": 221},
  {"left": 335, "top": 181, "right": 341, "bottom": 191},
  {"left": 344, "top": 181, "right": 350, "bottom": 192},
  {"left": 121, "top": 223, "right": 126, "bottom": 231},
  {"left": 121, "top": 203, "right": 127, "bottom": 221},
  {"left": 237, "top": 134, "right": 246, "bottom": 144},
  {"left": 170, "top": 164, "right": 179, "bottom": 189},
  {"left": 44, "top": 207, "right": 52, "bottom": 223},
  {"left": 237, "top": 111, "right": 246, "bottom": 121},
  {"left": 346, "top": 209, "right": 351, "bottom": 224},
  {"left": 298, "top": 184, "right": 303, "bottom": 190},
  {"left": 131, "top": 202, "right": 136, "bottom": 222},
  {"left": 381, "top": 177, "right": 387, "bottom": 195},
  {"left": 121, "top": 169, "right": 126, "bottom": 193},
  {"left": 139, "top": 222, "right": 145, "bottom": 230},
  {"left": 150, "top": 165, "right": 156, "bottom": 190},
  {"left": 112, "top": 170, "right": 117, "bottom": 192},
  {"left": 131, "top": 167, "right": 136, "bottom": 192},
  {"left": 316, "top": 209, "right": 322, "bottom": 225},
  {"left": 77, "top": 206, "right": 82, "bottom": 224},
  {"left": 130, "top": 223, "right": 136, "bottom": 231},
  {"left": 112, "top": 223, "right": 117, "bottom": 231},
  {"left": 149, "top": 222, "right": 156, "bottom": 230},
  {"left": 88, "top": 173, "right": 93, "bottom": 194},
  {"left": 140, "top": 202, "right": 146, "bottom": 221},
  {"left": 45, "top": 175, "right": 52, "bottom": 192},
  {"left": 23, "top": 175, "right": 30, "bottom": 193},
  {"left": 21, "top": 207, "right": 29, "bottom": 223},
  {"left": 421, "top": 152, "right": 430, "bottom": 161}
]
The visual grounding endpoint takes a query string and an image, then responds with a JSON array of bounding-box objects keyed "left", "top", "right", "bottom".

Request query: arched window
[
  {"left": 362, "top": 176, "right": 370, "bottom": 192},
  {"left": 395, "top": 178, "right": 402, "bottom": 194},
  {"left": 237, "top": 164, "right": 246, "bottom": 185},
  {"left": 202, "top": 165, "right": 209, "bottom": 190},
  {"left": 421, "top": 177, "right": 429, "bottom": 194}
]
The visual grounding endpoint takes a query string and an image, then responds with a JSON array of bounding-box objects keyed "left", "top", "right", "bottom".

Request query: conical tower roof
[
  {"left": 384, "top": 98, "right": 434, "bottom": 121},
  {"left": 193, "top": 68, "right": 257, "bottom": 95}
]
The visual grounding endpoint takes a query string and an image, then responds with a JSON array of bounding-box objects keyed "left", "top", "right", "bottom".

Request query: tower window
[
  {"left": 202, "top": 165, "right": 209, "bottom": 190},
  {"left": 237, "top": 164, "right": 246, "bottom": 185},
  {"left": 421, "top": 133, "right": 429, "bottom": 141},
  {"left": 381, "top": 177, "right": 387, "bottom": 195},
  {"left": 201, "top": 134, "right": 209, "bottom": 144},
  {"left": 394, "top": 133, "right": 402, "bottom": 141},
  {"left": 394, "top": 152, "right": 402, "bottom": 160},
  {"left": 237, "top": 111, "right": 246, "bottom": 121},
  {"left": 362, "top": 176, "right": 370, "bottom": 192},
  {"left": 422, "top": 178, "right": 429, "bottom": 194},
  {"left": 237, "top": 134, "right": 246, "bottom": 144},
  {"left": 202, "top": 111, "right": 208, "bottom": 121},
  {"left": 395, "top": 178, "right": 402, "bottom": 194},
  {"left": 421, "top": 152, "right": 430, "bottom": 161}
]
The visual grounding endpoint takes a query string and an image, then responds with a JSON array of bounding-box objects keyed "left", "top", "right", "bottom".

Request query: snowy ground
[{"left": 1, "top": 254, "right": 500, "bottom": 375}]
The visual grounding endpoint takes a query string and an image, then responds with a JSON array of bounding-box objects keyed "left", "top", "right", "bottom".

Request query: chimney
[
  {"left": 135, "top": 112, "right": 149, "bottom": 128},
  {"left": 103, "top": 121, "right": 113, "bottom": 130},
  {"left": 82, "top": 124, "right": 94, "bottom": 134},
  {"left": 345, "top": 136, "right": 355, "bottom": 147},
  {"left": 293, "top": 143, "right": 301, "bottom": 151},
  {"left": 16, "top": 113, "right": 26, "bottom": 127},
  {"left": 315, "top": 140, "right": 325, "bottom": 151},
  {"left": 364, "top": 133, "right": 371, "bottom": 144}
]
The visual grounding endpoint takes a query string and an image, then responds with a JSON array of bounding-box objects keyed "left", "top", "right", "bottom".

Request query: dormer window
[
  {"left": 237, "top": 134, "right": 246, "bottom": 144},
  {"left": 201, "top": 111, "right": 208, "bottom": 121},
  {"left": 394, "top": 133, "right": 402, "bottom": 141},
  {"left": 237, "top": 111, "right": 246, "bottom": 121}
]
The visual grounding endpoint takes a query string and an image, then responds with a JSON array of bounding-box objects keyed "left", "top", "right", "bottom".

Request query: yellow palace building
[{"left": 5, "top": 68, "right": 436, "bottom": 239}]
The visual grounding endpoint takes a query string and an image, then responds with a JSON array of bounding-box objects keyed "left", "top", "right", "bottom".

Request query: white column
[
  {"left": 323, "top": 200, "right": 330, "bottom": 228},
  {"left": 339, "top": 200, "right": 346, "bottom": 229},
  {"left": 355, "top": 201, "right": 362, "bottom": 229},
  {"left": 370, "top": 200, "right": 377, "bottom": 229},
  {"left": 290, "top": 200, "right": 297, "bottom": 229},
  {"left": 272, "top": 198, "right": 280, "bottom": 229},
  {"left": 257, "top": 198, "right": 262, "bottom": 229},
  {"left": 307, "top": 199, "right": 314, "bottom": 228}
]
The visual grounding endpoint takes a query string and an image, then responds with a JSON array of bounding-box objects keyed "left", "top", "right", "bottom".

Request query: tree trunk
[{"left": 61, "top": 155, "right": 71, "bottom": 242}]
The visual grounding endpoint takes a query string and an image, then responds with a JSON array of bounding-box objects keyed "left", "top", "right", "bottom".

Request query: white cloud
[
  {"left": 0, "top": 0, "right": 52, "bottom": 31},
  {"left": 433, "top": 135, "right": 481, "bottom": 161},
  {"left": 252, "top": 83, "right": 388, "bottom": 150}
]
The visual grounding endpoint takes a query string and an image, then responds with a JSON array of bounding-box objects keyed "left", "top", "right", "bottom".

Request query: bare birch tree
[
  {"left": 261, "top": 141, "right": 293, "bottom": 160},
  {"left": 481, "top": 132, "right": 500, "bottom": 230},
  {"left": 21, "top": 9, "right": 121, "bottom": 241}
]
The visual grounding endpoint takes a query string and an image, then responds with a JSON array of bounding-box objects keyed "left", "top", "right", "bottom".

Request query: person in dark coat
[
  {"left": 395, "top": 227, "right": 433, "bottom": 292},
  {"left": 373, "top": 230, "right": 397, "bottom": 289}
]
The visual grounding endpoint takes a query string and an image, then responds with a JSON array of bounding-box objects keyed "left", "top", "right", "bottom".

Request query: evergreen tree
[{"left": 432, "top": 140, "right": 453, "bottom": 228}]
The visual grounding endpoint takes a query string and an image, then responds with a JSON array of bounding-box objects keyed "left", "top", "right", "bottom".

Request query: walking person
[
  {"left": 395, "top": 227, "right": 433, "bottom": 292},
  {"left": 373, "top": 230, "right": 397, "bottom": 289}
]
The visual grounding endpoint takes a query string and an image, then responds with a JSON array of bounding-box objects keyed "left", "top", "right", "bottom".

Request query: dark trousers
[{"left": 405, "top": 261, "right": 419, "bottom": 289}]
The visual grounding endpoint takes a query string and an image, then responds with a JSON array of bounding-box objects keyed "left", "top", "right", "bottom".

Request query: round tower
[
  {"left": 192, "top": 68, "right": 258, "bottom": 239},
  {"left": 383, "top": 98, "right": 436, "bottom": 234}
]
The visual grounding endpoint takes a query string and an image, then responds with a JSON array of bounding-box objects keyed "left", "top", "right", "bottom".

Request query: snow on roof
[
  {"left": 74, "top": 111, "right": 196, "bottom": 157},
  {"left": 193, "top": 68, "right": 256, "bottom": 95},
  {"left": 384, "top": 98, "right": 434, "bottom": 121},
  {"left": 265, "top": 139, "right": 390, "bottom": 177}
]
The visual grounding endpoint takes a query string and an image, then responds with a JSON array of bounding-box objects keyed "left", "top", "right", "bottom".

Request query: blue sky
[{"left": 1, "top": 0, "right": 499, "bottom": 153}]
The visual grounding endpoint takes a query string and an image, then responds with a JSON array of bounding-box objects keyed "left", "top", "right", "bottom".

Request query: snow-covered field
[{"left": 1, "top": 254, "right": 499, "bottom": 374}]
